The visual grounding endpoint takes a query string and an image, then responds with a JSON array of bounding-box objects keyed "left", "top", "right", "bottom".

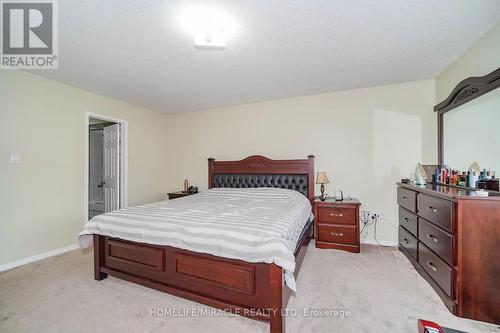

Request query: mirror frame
[{"left": 434, "top": 67, "right": 500, "bottom": 166}]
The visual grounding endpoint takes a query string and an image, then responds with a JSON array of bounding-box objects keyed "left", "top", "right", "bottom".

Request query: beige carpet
[{"left": 1, "top": 244, "right": 498, "bottom": 333}]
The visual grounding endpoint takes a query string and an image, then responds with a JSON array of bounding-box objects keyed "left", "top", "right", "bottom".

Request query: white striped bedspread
[{"left": 79, "top": 187, "right": 313, "bottom": 291}]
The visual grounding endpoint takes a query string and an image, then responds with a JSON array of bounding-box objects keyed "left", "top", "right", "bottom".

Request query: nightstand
[
  {"left": 167, "top": 191, "right": 197, "bottom": 200},
  {"left": 313, "top": 198, "right": 361, "bottom": 253}
]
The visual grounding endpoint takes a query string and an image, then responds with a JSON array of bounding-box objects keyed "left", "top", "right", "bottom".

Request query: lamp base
[{"left": 320, "top": 183, "right": 326, "bottom": 201}]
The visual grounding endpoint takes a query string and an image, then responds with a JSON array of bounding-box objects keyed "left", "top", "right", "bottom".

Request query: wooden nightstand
[
  {"left": 313, "top": 198, "right": 361, "bottom": 253},
  {"left": 167, "top": 191, "right": 197, "bottom": 200}
]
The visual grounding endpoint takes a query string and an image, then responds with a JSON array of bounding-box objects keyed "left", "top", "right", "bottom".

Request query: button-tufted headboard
[
  {"left": 211, "top": 174, "right": 309, "bottom": 196},
  {"left": 208, "top": 155, "right": 315, "bottom": 202}
]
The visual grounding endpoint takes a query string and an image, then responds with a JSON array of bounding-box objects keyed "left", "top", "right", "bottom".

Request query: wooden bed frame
[{"left": 94, "top": 155, "right": 315, "bottom": 333}]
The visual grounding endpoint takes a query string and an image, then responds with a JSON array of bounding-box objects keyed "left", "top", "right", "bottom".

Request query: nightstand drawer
[
  {"left": 318, "top": 207, "right": 356, "bottom": 225},
  {"left": 317, "top": 225, "right": 356, "bottom": 245}
]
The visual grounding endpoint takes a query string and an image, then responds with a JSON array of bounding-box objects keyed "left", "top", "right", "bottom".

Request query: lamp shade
[{"left": 316, "top": 171, "right": 330, "bottom": 184}]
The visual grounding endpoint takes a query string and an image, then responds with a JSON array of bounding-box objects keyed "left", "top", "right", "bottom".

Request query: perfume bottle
[{"left": 434, "top": 168, "right": 441, "bottom": 183}]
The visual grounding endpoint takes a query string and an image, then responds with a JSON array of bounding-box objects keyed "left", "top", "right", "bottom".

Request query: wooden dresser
[
  {"left": 314, "top": 198, "right": 361, "bottom": 253},
  {"left": 397, "top": 183, "right": 500, "bottom": 324}
]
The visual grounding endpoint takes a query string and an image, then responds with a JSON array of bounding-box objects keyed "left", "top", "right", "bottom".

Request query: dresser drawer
[
  {"left": 398, "top": 226, "right": 418, "bottom": 260},
  {"left": 418, "top": 194, "right": 453, "bottom": 232},
  {"left": 317, "top": 206, "right": 356, "bottom": 225},
  {"left": 399, "top": 206, "right": 418, "bottom": 236},
  {"left": 419, "top": 218, "right": 454, "bottom": 266},
  {"left": 419, "top": 243, "right": 454, "bottom": 298},
  {"left": 317, "top": 225, "right": 356, "bottom": 245},
  {"left": 397, "top": 187, "right": 417, "bottom": 213}
]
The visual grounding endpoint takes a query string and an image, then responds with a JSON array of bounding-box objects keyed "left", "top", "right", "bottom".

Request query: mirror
[
  {"left": 443, "top": 88, "right": 500, "bottom": 172},
  {"left": 435, "top": 67, "right": 500, "bottom": 179}
]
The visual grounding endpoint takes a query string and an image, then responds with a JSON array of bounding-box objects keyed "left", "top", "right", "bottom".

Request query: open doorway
[{"left": 84, "top": 113, "right": 128, "bottom": 222}]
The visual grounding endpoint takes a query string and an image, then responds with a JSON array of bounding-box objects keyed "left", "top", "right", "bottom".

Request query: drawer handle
[
  {"left": 403, "top": 217, "right": 409, "bottom": 222},
  {"left": 330, "top": 232, "right": 343, "bottom": 237},
  {"left": 403, "top": 238, "right": 410, "bottom": 244},
  {"left": 427, "top": 206, "right": 438, "bottom": 213},
  {"left": 427, "top": 261, "right": 437, "bottom": 272},
  {"left": 402, "top": 196, "right": 408, "bottom": 200},
  {"left": 329, "top": 213, "right": 343, "bottom": 217},
  {"left": 427, "top": 234, "right": 438, "bottom": 243}
]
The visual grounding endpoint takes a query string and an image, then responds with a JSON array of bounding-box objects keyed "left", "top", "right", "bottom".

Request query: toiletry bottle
[
  {"left": 458, "top": 172, "right": 464, "bottom": 186},
  {"left": 434, "top": 168, "right": 440, "bottom": 183},
  {"left": 466, "top": 171, "right": 472, "bottom": 188},
  {"left": 473, "top": 171, "right": 479, "bottom": 188}
]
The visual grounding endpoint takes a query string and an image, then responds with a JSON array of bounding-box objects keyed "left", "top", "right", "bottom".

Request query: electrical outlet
[
  {"left": 360, "top": 210, "right": 380, "bottom": 225},
  {"left": 360, "top": 210, "right": 371, "bottom": 224}
]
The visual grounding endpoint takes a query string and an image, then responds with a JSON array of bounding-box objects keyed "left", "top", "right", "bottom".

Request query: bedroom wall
[
  {"left": 436, "top": 22, "right": 500, "bottom": 102},
  {"left": 0, "top": 71, "right": 170, "bottom": 265},
  {"left": 163, "top": 79, "right": 437, "bottom": 244}
]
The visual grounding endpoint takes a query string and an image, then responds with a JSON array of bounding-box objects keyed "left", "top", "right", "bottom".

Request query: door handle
[
  {"left": 427, "top": 234, "right": 438, "bottom": 243},
  {"left": 427, "top": 261, "right": 437, "bottom": 272}
]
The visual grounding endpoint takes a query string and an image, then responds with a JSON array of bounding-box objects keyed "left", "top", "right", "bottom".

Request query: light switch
[{"left": 10, "top": 152, "right": 20, "bottom": 164}]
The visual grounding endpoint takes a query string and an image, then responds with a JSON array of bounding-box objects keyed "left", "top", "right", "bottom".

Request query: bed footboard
[
  {"left": 94, "top": 235, "right": 288, "bottom": 330},
  {"left": 94, "top": 221, "right": 312, "bottom": 333}
]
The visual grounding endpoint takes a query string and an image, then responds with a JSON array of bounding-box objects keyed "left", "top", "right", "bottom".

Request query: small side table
[
  {"left": 167, "top": 191, "right": 197, "bottom": 200},
  {"left": 313, "top": 198, "right": 361, "bottom": 253}
]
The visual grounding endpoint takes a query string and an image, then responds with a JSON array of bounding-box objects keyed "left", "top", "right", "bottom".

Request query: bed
[{"left": 82, "top": 155, "right": 315, "bottom": 333}]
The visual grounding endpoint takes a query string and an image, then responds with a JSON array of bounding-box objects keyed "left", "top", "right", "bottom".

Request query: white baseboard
[
  {"left": 361, "top": 239, "right": 398, "bottom": 247},
  {"left": 0, "top": 243, "right": 79, "bottom": 272}
]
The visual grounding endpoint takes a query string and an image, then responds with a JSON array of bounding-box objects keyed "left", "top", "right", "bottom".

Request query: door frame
[{"left": 84, "top": 112, "right": 128, "bottom": 223}]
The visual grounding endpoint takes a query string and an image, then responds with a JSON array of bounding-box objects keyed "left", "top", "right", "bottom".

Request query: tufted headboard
[{"left": 208, "top": 155, "right": 315, "bottom": 203}]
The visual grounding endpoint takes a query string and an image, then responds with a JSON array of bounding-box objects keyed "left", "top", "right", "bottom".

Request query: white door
[{"left": 103, "top": 124, "right": 120, "bottom": 212}]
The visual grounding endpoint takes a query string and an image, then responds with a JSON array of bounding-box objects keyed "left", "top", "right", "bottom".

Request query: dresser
[
  {"left": 314, "top": 198, "right": 361, "bottom": 253},
  {"left": 397, "top": 183, "right": 500, "bottom": 324}
]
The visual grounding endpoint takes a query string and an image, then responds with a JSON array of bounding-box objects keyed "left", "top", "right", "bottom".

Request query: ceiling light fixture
[{"left": 181, "top": 7, "right": 235, "bottom": 50}]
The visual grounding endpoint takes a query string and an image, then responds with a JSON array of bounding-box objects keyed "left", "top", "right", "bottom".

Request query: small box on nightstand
[{"left": 313, "top": 198, "right": 361, "bottom": 253}]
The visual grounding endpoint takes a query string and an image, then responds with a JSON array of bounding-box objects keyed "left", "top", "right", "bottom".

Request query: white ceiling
[{"left": 33, "top": 0, "right": 500, "bottom": 113}]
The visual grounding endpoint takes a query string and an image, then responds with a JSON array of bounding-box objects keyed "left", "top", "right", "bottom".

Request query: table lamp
[{"left": 316, "top": 171, "right": 330, "bottom": 201}]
